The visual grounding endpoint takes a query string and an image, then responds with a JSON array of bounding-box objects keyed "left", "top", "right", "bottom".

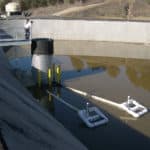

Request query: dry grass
[
  {"left": 30, "top": 0, "right": 107, "bottom": 17},
  {"left": 30, "top": 0, "right": 150, "bottom": 20},
  {"left": 64, "top": 0, "right": 126, "bottom": 19},
  {"left": 64, "top": 0, "right": 150, "bottom": 20}
]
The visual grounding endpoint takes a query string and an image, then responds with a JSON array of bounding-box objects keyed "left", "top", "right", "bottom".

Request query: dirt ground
[{"left": 30, "top": 0, "right": 150, "bottom": 21}]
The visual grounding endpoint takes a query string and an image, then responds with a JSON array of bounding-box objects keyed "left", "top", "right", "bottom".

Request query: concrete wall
[
  {"left": 1, "top": 19, "right": 150, "bottom": 43},
  {"left": 32, "top": 19, "right": 150, "bottom": 44}
]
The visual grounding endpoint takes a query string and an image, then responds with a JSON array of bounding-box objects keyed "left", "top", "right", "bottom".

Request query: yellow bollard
[
  {"left": 52, "top": 64, "right": 55, "bottom": 82},
  {"left": 48, "top": 68, "right": 52, "bottom": 87},
  {"left": 56, "top": 87, "right": 61, "bottom": 97},
  {"left": 55, "top": 65, "right": 61, "bottom": 84},
  {"left": 48, "top": 93, "right": 52, "bottom": 102},
  {"left": 37, "top": 69, "right": 41, "bottom": 88}
]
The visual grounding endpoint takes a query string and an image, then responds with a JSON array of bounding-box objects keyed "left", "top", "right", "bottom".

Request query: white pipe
[
  {"left": 91, "top": 95, "right": 121, "bottom": 108},
  {"left": 67, "top": 86, "right": 121, "bottom": 108},
  {"left": 64, "top": 86, "right": 148, "bottom": 118},
  {"left": 67, "top": 87, "right": 88, "bottom": 97}
]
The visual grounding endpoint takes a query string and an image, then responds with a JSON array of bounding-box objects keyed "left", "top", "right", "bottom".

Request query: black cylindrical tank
[{"left": 31, "top": 38, "right": 53, "bottom": 55}]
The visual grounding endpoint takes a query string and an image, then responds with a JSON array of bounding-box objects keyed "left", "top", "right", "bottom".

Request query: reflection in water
[
  {"left": 69, "top": 56, "right": 121, "bottom": 78},
  {"left": 27, "top": 85, "right": 63, "bottom": 116},
  {"left": 9, "top": 55, "right": 150, "bottom": 92},
  {"left": 72, "top": 56, "right": 150, "bottom": 92},
  {"left": 126, "top": 59, "right": 150, "bottom": 92},
  {"left": 27, "top": 85, "right": 55, "bottom": 114},
  {"left": 70, "top": 56, "right": 106, "bottom": 72},
  {"left": 70, "top": 56, "right": 84, "bottom": 72},
  {"left": 107, "top": 66, "right": 120, "bottom": 78},
  {"left": 77, "top": 56, "right": 121, "bottom": 78}
]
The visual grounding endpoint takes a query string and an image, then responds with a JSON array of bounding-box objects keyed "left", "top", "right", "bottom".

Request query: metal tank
[{"left": 31, "top": 38, "right": 54, "bottom": 85}]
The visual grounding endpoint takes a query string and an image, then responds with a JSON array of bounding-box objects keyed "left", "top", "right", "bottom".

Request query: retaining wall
[
  {"left": 1, "top": 19, "right": 150, "bottom": 43},
  {"left": 32, "top": 19, "right": 150, "bottom": 44}
]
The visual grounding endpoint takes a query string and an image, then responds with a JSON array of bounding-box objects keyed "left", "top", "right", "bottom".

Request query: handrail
[{"left": 0, "top": 26, "right": 32, "bottom": 41}]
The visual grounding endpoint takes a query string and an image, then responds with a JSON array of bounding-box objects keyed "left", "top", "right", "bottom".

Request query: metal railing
[{"left": 0, "top": 26, "right": 32, "bottom": 41}]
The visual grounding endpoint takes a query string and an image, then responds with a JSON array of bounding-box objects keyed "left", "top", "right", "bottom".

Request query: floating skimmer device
[
  {"left": 120, "top": 96, "right": 148, "bottom": 118},
  {"left": 78, "top": 102, "right": 108, "bottom": 128},
  {"left": 47, "top": 90, "right": 108, "bottom": 128},
  {"left": 66, "top": 87, "right": 148, "bottom": 118}
]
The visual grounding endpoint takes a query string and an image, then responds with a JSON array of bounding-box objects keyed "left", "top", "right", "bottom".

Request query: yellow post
[
  {"left": 56, "top": 65, "right": 61, "bottom": 84},
  {"left": 48, "top": 92, "right": 52, "bottom": 102},
  {"left": 37, "top": 69, "right": 41, "bottom": 88},
  {"left": 56, "top": 86, "right": 61, "bottom": 97},
  {"left": 48, "top": 68, "right": 52, "bottom": 87},
  {"left": 52, "top": 64, "right": 55, "bottom": 82}
]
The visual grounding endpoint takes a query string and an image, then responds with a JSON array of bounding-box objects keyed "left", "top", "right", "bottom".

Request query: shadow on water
[{"left": 6, "top": 45, "right": 150, "bottom": 93}]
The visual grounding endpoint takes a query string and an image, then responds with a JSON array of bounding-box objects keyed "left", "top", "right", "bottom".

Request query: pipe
[{"left": 66, "top": 86, "right": 121, "bottom": 108}]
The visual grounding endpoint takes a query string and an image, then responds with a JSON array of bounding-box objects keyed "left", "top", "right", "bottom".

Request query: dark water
[{"left": 9, "top": 55, "right": 150, "bottom": 150}]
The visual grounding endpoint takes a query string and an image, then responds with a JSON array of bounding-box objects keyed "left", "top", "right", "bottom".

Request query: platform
[{"left": 0, "top": 39, "right": 31, "bottom": 46}]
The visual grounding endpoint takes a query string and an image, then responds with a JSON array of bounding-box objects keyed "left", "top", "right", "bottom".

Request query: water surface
[{"left": 10, "top": 55, "right": 150, "bottom": 150}]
